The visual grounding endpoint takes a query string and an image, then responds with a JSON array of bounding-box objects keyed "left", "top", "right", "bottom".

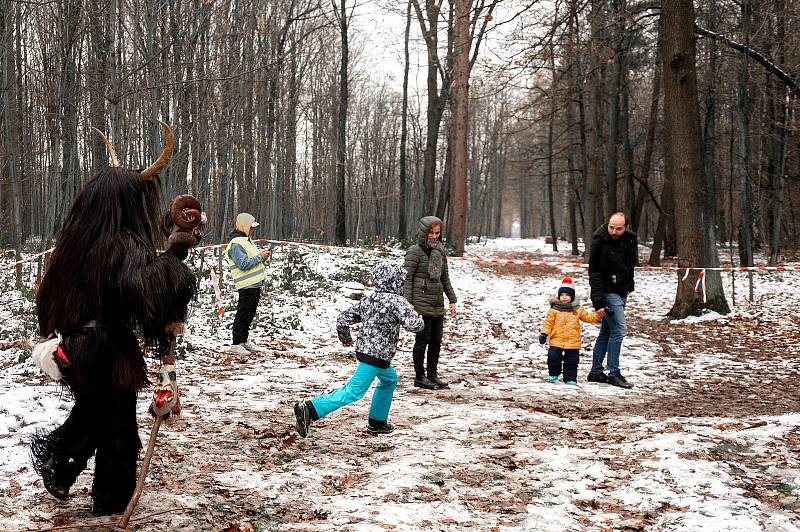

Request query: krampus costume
[{"left": 31, "top": 122, "right": 201, "bottom": 516}]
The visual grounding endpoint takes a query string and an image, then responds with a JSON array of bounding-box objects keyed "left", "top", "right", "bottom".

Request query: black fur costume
[{"left": 31, "top": 127, "right": 197, "bottom": 516}]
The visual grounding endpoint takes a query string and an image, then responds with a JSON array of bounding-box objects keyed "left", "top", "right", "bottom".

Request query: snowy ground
[{"left": 1, "top": 238, "right": 799, "bottom": 531}]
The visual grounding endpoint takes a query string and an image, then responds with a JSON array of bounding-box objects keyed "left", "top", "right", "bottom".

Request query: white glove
[{"left": 32, "top": 336, "right": 63, "bottom": 381}]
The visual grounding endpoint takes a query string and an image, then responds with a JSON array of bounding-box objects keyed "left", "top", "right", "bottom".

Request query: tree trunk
[
  {"left": 662, "top": 0, "right": 730, "bottom": 317},
  {"left": 621, "top": 77, "right": 636, "bottom": 217},
  {"left": 413, "top": 0, "right": 452, "bottom": 216},
  {"left": 604, "top": 0, "right": 623, "bottom": 215},
  {"left": 566, "top": 93, "right": 581, "bottom": 255},
  {"left": 334, "top": 0, "right": 349, "bottom": 244},
  {"left": 546, "top": 35, "right": 558, "bottom": 252},
  {"left": 699, "top": 0, "right": 730, "bottom": 312},
  {"left": 60, "top": 0, "right": 82, "bottom": 220},
  {"left": 449, "top": 0, "right": 469, "bottom": 256},
  {"left": 632, "top": 35, "right": 661, "bottom": 232},
  {"left": 399, "top": 0, "right": 412, "bottom": 239},
  {"left": 737, "top": 0, "right": 754, "bottom": 268},
  {"left": 435, "top": 128, "right": 452, "bottom": 223},
  {"left": 767, "top": 0, "right": 788, "bottom": 265},
  {"left": 2, "top": 0, "right": 24, "bottom": 287},
  {"left": 584, "top": 0, "right": 606, "bottom": 260},
  {"left": 87, "top": 4, "right": 109, "bottom": 176}
]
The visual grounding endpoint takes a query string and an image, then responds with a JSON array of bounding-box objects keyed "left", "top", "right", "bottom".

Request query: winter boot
[
  {"left": 294, "top": 401, "right": 312, "bottom": 438},
  {"left": 547, "top": 376, "right": 558, "bottom": 383},
  {"left": 366, "top": 418, "right": 395, "bottom": 435},
  {"left": 428, "top": 374, "right": 449, "bottom": 389},
  {"left": 414, "top": 376, "right": 436, "bottom": 389}
]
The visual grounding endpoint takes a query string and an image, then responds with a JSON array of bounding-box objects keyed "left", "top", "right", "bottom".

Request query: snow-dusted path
[{"left": 1, "top": 238, "right": 799, "bottom": 531}]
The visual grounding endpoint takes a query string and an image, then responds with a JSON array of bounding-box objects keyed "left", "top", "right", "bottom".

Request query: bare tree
[
  {"left": 334, "top": 0, "right": 350, "bottom": 245},
  {"left": 662, "top": 0, "right": 730, "bottom": 318},
  {"left": 399, "top": 0, "right": 413, "bottom": 239},
  {"left": 450, "top": 0, "right": 470, "bottom": 255}
]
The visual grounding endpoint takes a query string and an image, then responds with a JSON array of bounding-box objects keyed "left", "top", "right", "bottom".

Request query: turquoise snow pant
[{"left": 310, "top": 362, "right": 398, "bottom": 422}]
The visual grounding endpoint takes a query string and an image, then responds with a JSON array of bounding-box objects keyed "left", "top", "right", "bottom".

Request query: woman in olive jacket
[{"left": 403, "top": 216, "right": 457, "bottom": 389}]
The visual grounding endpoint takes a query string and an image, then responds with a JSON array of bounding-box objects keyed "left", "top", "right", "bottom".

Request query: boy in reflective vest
[{"left": 226, "top": 213, "right": 270, "bottom": 354}]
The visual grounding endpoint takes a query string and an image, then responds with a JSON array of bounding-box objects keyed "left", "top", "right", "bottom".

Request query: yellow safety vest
[{"left": 225, "top": 236, "right": 267, "bottom": 290}]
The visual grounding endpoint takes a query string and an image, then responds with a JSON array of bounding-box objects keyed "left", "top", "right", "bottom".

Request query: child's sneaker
[
  {"left": 366, "top": 421, "right": 395, "bottom": 435},
  {"left": 564, "top": 380, "right": 577, "bottom": 385},
  {"left": 547, "top": 376, "right": 558, "bottom": 383},
  {"left": 294, "top": 401, "right": 312, "bottom": 438}
]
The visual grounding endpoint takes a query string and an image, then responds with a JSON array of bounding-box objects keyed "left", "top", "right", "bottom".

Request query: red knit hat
[{"left": 557, "top": 277, "right": 575, "bottom": 301}]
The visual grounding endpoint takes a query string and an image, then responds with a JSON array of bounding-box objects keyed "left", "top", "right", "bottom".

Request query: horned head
[{"left": 92, "top": 120, "right": 175, "bottom": 180}]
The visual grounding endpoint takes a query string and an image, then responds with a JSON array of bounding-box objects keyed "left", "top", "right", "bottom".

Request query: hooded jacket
[
  {"left": 402, "top": 216, "right": 458, "bottom": 317},
  {"left": 588, "top": 224, "right": 638, "bottom": 310},
  {"left": 541, "top": 297, "right": 602, "bottom": 349},
  {"left": 337, "top": 262, "right": 425, "bottom": 368}
]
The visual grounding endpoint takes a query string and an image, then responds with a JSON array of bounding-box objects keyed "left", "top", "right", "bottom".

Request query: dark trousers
[
  {"left": 232, "top": 287, "right": 261, "bottom": 344},
  {"left": 413, "top": 316, "right": 444, "bottom": 379},
  {"left": 547, "top": 347, "right": 580, "bottom": 382}
]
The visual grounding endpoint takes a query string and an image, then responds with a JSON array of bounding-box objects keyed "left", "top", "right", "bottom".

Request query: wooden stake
[
  {"left": 119, "top": 335, "right": 177, "bottom": 530},
  {"left": 118, "top": 414, "right": 163, "bottom": 530}
]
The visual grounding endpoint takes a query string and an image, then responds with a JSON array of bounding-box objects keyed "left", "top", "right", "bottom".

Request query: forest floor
[{"left": 1, "top": 238, "right": 799, "bottom": 531}]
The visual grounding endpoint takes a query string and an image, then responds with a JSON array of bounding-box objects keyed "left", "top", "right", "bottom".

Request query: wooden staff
[
  {"left": 118, "top": 414, "right": 163, "bottom": 529},
  {"left": 118, "top": 336, "right": 178, "bottom": 530}
]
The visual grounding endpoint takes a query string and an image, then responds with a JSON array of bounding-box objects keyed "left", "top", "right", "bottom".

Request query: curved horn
[
  {"left": 176, "top": 209, "right": 202, "bottom": 229},
  {"left": 140, "top": 120, "right": 175, "bottom": 181},
  {"left": 91, "top": 127, "right": 121, "bottom": 167}
]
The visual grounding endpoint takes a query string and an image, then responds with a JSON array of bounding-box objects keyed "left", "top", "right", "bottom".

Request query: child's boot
[
  {"left": 294, "top": 401, "right": 313, "bottom": 438},
  {"left": 366, "top": 418, "right": 395, "bottom": 435}
]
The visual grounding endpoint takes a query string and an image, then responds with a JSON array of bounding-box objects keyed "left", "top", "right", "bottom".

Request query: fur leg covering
[
  {"left": 30, "top": 402, "right": 96, "bottom": 500},
  {"left": 91, "top": 387, "right": 140, "bottom": 516}
]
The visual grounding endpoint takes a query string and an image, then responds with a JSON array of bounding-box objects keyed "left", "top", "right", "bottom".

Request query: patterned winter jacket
[
  {"left": 541, "top": 298, "right": 602, "bottom": 350},
  {"left": 337, "top": 262, "right": 425, "bottom": 368}
]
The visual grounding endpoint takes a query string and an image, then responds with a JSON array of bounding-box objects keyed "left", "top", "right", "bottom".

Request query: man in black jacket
[{"left": 586, "top": 212, "right": 638, "bottom": 389}]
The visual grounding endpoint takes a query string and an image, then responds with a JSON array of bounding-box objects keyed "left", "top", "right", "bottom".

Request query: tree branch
[{"left": 695, "top": 23, "right": 799, "bottom": 95}]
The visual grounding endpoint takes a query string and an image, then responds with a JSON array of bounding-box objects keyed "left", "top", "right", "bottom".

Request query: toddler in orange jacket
[{"left": 539, "top": 278, "right": 605, "bottom": 384}]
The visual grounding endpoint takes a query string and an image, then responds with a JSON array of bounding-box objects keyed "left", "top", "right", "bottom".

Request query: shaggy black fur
[{"left": 32, "top": 167, "right": 197, "bottom": 515}]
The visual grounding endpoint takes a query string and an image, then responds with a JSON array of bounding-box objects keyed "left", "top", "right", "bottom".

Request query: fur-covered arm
[{"left": 138, "top": 253, "right": 197, "bottom": 337}]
